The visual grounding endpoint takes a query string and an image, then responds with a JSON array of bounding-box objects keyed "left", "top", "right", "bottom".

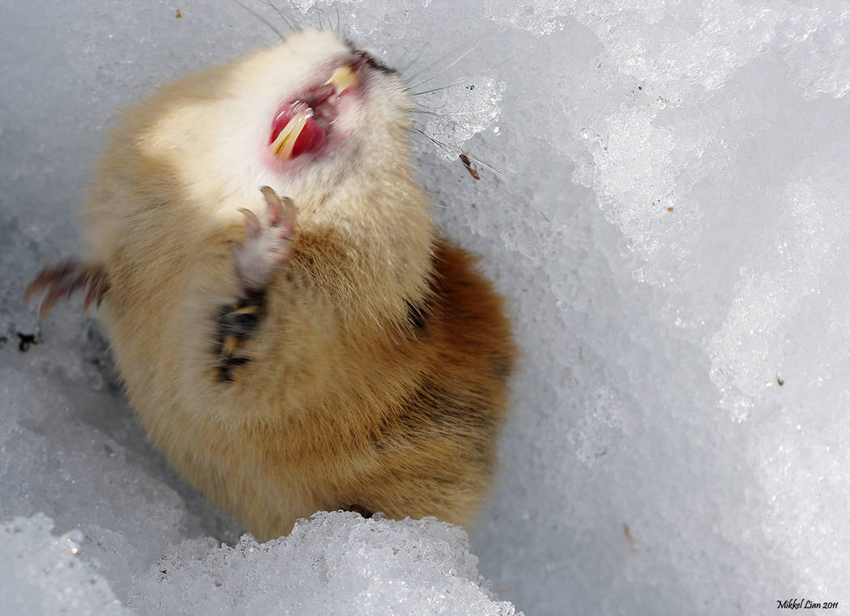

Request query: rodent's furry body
[{"left": 36, "top": 30, "right": 515, "bottom": 540}]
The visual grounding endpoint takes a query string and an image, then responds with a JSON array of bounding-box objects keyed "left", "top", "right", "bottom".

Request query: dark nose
[{"left": 352, "top": 50, "right": 397, "bottom": 75}]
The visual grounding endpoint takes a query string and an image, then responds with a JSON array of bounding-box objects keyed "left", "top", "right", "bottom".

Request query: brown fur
[{"left": 68, "top": 30, "right": 515, "bottom": 540}]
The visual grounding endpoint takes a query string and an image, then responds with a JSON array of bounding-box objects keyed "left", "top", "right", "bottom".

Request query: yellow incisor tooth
[
  {"left": 271, "top": 111, "right": 308, "bottom": 160},
  {"left": 324, "top": 66, "right": 358, "bottom": 95}
]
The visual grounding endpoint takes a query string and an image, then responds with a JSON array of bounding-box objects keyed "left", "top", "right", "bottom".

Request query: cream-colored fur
[{"left": 78, "top": 29, "right": 514, "bottom": 540}]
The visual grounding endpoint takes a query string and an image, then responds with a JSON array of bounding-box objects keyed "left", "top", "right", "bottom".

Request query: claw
[
  {"left": 260, "top": 186, "right": 283, "bottom": 226},
  {"left": 238, "top": 208, "right": 262, "bottom": 240},
  {"left": 25, "top": 260, "right": 110, "bottom": 321},
  {"left": 83, "top": 270, "right": 110, "bottom": 312},
  {"left": 84, "top": 286, "right": 98, "bottom": 312},
  {"left": 40, "top": 288, "right": 61, "bottom": 320},
  {"left": 260, "top": 186, "right": 297, "bottom": 238},
  {"left": 96, "top": 278, "right": 108, "bottom": 307},
  {"left": 234, "top": 188, "right": 299, "bottom": 291}
]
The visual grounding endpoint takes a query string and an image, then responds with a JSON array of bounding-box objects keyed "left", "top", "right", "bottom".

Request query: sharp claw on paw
[
  {"left": 25, "top": 261, "right": 110, "bottom": 320},
  {"left": 234, "top": 187, "right": 298, "bottom": 291},
  {"left": 238, "top": 207, "right": 263, "bottom": 240},
  {"left": 260, "top": 185, "right": 297, "bottom": 238}
]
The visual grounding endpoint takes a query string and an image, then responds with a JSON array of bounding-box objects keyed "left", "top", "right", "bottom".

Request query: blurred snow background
[{"left": 2, "top": 0, "right": 850, "bottom": 614}]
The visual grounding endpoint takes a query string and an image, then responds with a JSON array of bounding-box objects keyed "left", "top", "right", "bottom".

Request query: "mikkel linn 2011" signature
[{"left": 777, "top": 599, "right": 839, "bottom": 610}]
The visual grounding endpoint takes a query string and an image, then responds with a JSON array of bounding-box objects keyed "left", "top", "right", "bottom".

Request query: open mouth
[{"left": 268, "top": 64, "right": 361, "bottom": 161}]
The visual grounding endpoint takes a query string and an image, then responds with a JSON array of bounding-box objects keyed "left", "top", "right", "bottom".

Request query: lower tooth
[{"left": 271, "top": 112, "right": 308, "bottom": 160}]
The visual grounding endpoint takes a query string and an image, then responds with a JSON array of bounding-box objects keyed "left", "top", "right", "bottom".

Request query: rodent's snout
[
  {"left": 257, "top": 30, "right": 408, "bottom": 177},
  {"left": 268, "top": 58, "right": 365, "bottom": 162},
  {"left": 351, "top": 49, "right": 397, "bottom": 76}
]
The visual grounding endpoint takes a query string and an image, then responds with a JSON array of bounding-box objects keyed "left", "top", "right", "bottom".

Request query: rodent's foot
[
  {"left": 234, "top": 186, "right": 297, "bottom": 292},
  {"left": 345, "top": 505, "right": 374, "bottom": 519},
  {"left": 24, "top": 260, "right": 110, "bottom": 320}
]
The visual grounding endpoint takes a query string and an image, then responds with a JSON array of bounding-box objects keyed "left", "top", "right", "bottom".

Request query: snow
[
  {"left": 128, "top": 513, "right": 516, "bottom": 616},
  {"left": 3, "top": 0, "right": 850, "bottom": 614},
  {"left": 0, "top": 514, "right": 129, "bottom": 616}
]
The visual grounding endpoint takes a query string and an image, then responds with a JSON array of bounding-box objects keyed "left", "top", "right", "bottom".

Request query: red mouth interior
[{"left": 269, "top": 83, "right": 338, "bottom": 159}]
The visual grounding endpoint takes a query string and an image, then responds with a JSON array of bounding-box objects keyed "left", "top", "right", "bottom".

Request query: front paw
[{"left": 233, "top": 186, "right": 297, "bottom": 292}]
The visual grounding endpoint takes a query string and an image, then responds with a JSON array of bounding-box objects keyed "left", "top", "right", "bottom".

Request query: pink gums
[
  {"left": 269, "top": 83, "right": 339, "bottom": 159},
  {"left": 269, "top": 103, "right": 326, "bottom": 158}
]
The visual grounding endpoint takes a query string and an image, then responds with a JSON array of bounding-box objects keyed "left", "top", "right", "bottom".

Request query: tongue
[{"left": 270, "top": 103, "right": 326, "bottom": 159}]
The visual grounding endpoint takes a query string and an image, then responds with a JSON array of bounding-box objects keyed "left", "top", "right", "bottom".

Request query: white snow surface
[{"left": 2, "top": 0, "right": 850, "bottom": 614}]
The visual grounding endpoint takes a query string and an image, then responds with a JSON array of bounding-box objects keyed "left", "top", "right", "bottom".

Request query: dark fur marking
[
  {"left": 217, "top": 365, "right": 234, "bottom": 383},
  {"left": 402, "top": 251, "right": 439, "bottom": 333},
  {"left": 405, "top": 299, "right": 429, "bottom": 332},
  {"left": 215, "top": 355, "right": 252, "bottom": 383},
  {"left": 387, "top": 379, "right": 497, "bottom": 466},
  {"left": 212, "top": 288, "right": 267, "bottom": 382},
  {"left": 224, "top": 356, "right": 251, "bottom": 368},
  {"left": 366, "top": 425, "right": 387, "bottom": 451}
]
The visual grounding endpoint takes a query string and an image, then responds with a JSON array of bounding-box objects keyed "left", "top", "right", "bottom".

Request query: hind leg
[{"left": 25, "top": 260, "right": 110, "bottom": 319}]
